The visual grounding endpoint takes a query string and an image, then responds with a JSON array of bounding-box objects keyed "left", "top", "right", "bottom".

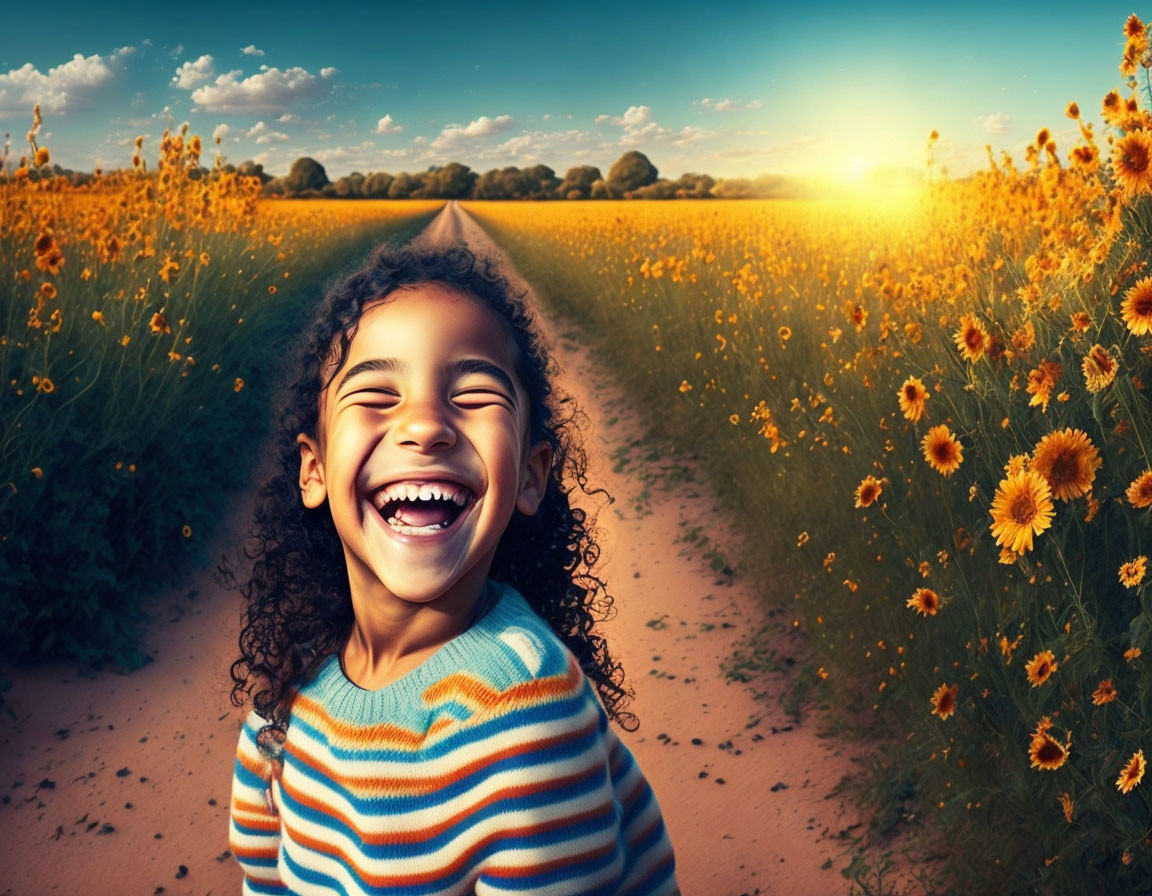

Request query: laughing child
[{"left": 226, "top": 243, "right": 678, "bottom": 894}]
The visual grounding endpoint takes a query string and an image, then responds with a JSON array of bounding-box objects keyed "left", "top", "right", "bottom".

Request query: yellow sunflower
[
  {"left": 854, "top": 475, "right": 883, "bottom": 509},
  {"left": 897, "top": 376, "right": 929, "bottom": 422},
  {"left": 1026, "top": 361, "right": 1061, "bottom": 412},
  {"left": 1025, "top": 649, "right": 1058, "bottom": 687},
  {"left": 907, "top": 588, "right": 941, "bottom": 616},
  {"left": 1119, "top": 556, "right": 1148, "bottom": 588},
  {"left": 1092, "top": 679, "right": 1118, "bottom": 705},
  {"left": 1127, "top": 471, "right": 1152, "bottom": 508},
  {"left": 1028, "top": 718, "right": 1070, "bottom": 771},
  {"left": 1111, "top": 130, "right": 1152, "bottom": 196},
  {"left": 1117, "top": 750, "right": 1146, "bottom": 794},
  {"left": 990, "top": 471, "right": 1055, "bottom": 554},
  {"left": 1030, "top": 428, "right": 1101, "bottom": 502},
  {"left": 1121, "top": 276, "right": 1152, "bottom": 336},
  {"left": 1069, "top": 311, "right": 1091, "bottom": 333},
  {"left": 1103, "top": 90, "right": 1125, "bottom": 126},
  {"left": 930, "top": 683, "right": 958, "bottom": 720},
  {"left": 922, "top": 425, "right": 964, "bottom": 476},
  {"left": 954, "top": 313, "right": 989, "bottom": 362},
  {"left": 1081, "top": 344, "right": 1118, "bottom": 393}
]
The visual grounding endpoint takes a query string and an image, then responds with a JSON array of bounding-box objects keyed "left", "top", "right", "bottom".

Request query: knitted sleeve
[
  {"left": 228, "top": 711, "right": 288, "bottom": 895},
  {"left": 470, "top": 647, "right": 678, "bottom": 896}
]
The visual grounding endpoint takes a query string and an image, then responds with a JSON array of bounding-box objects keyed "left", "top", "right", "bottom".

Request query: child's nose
[{"left": 392, "top": 401, "right": 456, "bottom": 452}]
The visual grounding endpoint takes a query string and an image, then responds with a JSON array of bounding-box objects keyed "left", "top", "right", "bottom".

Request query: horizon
[{"left": 1, "top": 1, "right": 1145, "bottom": 184}]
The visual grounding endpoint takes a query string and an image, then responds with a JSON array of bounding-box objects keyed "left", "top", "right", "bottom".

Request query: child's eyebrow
[
  {"left": 337, "top": 357, "right": 518, "bottom": 403},
  {"left": 450, "top": 359, "right": 518, "bottom": 402}
]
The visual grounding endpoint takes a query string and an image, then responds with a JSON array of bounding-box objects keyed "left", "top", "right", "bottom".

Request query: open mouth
[{"left": 371, "top": 480, "right": 475, "bottom": 536}]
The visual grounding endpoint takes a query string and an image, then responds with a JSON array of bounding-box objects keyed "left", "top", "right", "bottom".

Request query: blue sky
[{"left": 0, "top": 2, "right": 1145, "bottom": 181}]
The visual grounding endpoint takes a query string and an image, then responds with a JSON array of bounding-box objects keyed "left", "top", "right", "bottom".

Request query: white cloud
[
  {"left": 213, "top": 123, "right": 231, "bottom": 142},
  {"left": 0, "top": 52, "right": 120, "bottom": 114},
  {"left": 320, "top": 67, "right": 337, "bottom": 79},
  {"left": 431, "top": 114, "right": 516, "bottom": 150},
  {"left": 276, "top": 113, "right": 300, "bottom": 123},
  {"left": 494, "top": 129, "right": 598, "bottom": 161},
  {"left": 673, "top": 126, "right": 711, "bottom": 145},
  {"left": 241, "top": 45, "right": 265, "bottom": 57},
  {"left": 311, "top": 141, "right": 378, "bottom": 168},
  {"left": 621, "top": 105, "right": 651, "bottom": 126},
  {"left": 977, "top": 112, "right": 1011, "bottom": 136},
  {"left": 374, "top": 114, "right": 403, "bottom": 135},
  {"left": 115, "top": 46, "right": 137, "bottom": 58},
  {"left": 699, "top": 97, "right": 761, "bottom": 111},
  {"left": 597, "top": 105, "right": 652, "bottom": 128},
  {"left": 245, "top": 120, "right": 289, "bottom": 144},
  {"left": 172, "top": 54, "right": 214, "bottom": 90},
  {"left": 189, "top": 66, "right": 330, "bottom": 113}
]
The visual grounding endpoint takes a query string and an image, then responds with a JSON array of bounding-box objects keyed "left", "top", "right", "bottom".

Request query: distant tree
[
  {"left": 237, "top": 160, "right": 272, "bottom": 183},
  {"left": 712, "top": 174, "right": 794, "bottom": 199},
  {"left": 673, "top": 172, "right": 714, "bottom": 198},
  {"left": 711, "top": 177, "right": 752, "bottom": 198},
  {"left": 387, "top": 171, "right": 420, "bottom": 199},
  {"left": 632, "top": 179, "right": 676, "bottom": 199},
  {"left": 262, "top": 178, "right": 285, "bottom": 196},
  {"left": 473, "top": 167, "right": 533, "bottom": 199},
  {"left": 362, "top": 171, "right": 394, "bottom": 198},
  {"left": 589, "top": 178, "right": 612, "bottom": 199},
  {"left": 522, "top": 164, "right": 560, "bottom": 199},
  {"left": 607, "top": 150, "right": 657, "bottom": 195},
  {"left": 284, "top": 157, "right": 330, "bottom": 194},
  {"left": 433, "top": 162, "right": 478, "bottom": 199},
  {"left": 333, "top": 171, "right": 366, "bottom": 197},
  {"left": 557, "top": 165, "right": 601, "bottom": 199},
  {"left": 408, "top": 169, "right": 436, "bottom": 198}
]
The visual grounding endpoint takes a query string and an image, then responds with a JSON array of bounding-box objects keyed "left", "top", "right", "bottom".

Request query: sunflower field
[
  {"left": 0, "top": 116, "right": 441, "bottom": 667},
  {"left": 466, "top": 15, "right": 1152, "bottom": 894}
]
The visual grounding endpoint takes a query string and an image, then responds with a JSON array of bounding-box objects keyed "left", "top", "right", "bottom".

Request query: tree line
[
  {"left": 238, "top": 150, "right": 799, "bottom": 200},
  {"left": 5, "top": 149, "right": 816, "bottom": 200}
]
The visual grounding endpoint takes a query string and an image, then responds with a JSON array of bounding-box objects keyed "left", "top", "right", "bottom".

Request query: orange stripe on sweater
[
  {"left": 482, "top": 837, "right": 619, "bottom": 879},
  {"left": 281, "top": 719, "right": 604, "bottom": 833},
  {"left": 290, "top": 657, "right": 584, "bottom": 750},
  {"left": 285, "top": 701, "right": 598, "bottom": 798},
  {"left": 232, "top": 797, "right": 282, "bottom": 831},
  {"left": 282, "top": 799, "right": 614, "bottom": 887},
  {"left": 237, "top": 746, "right": 269, "bottom": 779}
]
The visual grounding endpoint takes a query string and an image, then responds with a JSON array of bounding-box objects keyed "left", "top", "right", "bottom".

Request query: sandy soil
[{"left": 0, "top": 203, "right": 863, "bottom": 896}]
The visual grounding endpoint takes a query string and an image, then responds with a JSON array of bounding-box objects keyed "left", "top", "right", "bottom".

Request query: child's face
[{"left": 296, "top": 283, "right": 551, "bottom": 611}]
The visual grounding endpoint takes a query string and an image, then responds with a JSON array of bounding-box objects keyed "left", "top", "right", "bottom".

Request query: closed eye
[
  {"left": 453, "top": 387, "right": 514, "bottom": 408},
  {"left": 346, "top": 388, "right": 400, "bottom": 406}
]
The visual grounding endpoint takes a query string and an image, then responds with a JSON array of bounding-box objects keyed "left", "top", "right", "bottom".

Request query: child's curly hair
[{"left": 224, "top": 242, "right": 635, "bottom": 734}]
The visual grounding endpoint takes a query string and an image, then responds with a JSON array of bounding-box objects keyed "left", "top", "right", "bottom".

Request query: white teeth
[{"left": 372, "top": 479, "right": 473, "bottom": 510}]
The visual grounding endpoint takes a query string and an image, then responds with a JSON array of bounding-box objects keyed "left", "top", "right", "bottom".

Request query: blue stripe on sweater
[
  {"left": 292, "top": 686, "right": 593, "bottom": 764},
  {"left": 281, "top": 836, "right": 474, "bottom": 896},
  {"left": 278, "top": 762, "right": 615, "bottom": 862}
]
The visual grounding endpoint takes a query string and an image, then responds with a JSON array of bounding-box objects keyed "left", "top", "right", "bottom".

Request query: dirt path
[
  {"left": 0, "top": 203, "right": 862, "bottom": 896},
  {"left": 425, "top": 202, "right": 863, "bottom": 894}
]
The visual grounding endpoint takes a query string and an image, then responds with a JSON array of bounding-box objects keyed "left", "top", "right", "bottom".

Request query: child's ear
[
  {"left": 515, "top": 440, "right": 553, "bottom": 515},
  {"left": 297, "top": 433, "right": 328, "bottom": 509}
]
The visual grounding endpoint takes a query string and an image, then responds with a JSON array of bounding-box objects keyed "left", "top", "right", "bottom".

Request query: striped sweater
[{"left": 229, "top": 582, "right": 678, "bottom": 895}]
